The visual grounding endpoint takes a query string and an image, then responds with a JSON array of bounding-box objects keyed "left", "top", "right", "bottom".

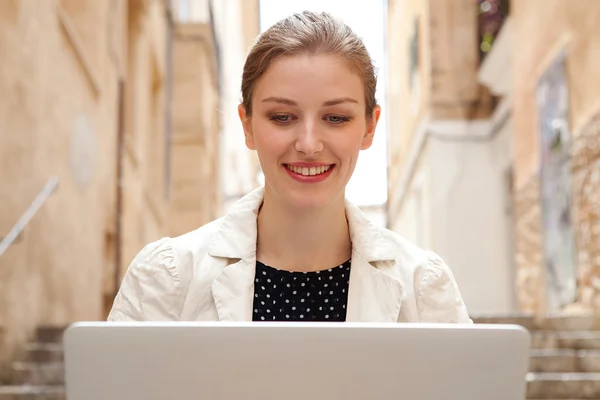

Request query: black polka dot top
[{"left": 252, "top": 260, "right": 351, "bottom": 322}]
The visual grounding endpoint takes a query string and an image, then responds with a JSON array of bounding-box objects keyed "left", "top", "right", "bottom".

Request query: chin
[
  {"left": 263, "top": 172, "right": 346, "bottom": 211},
  {"left": 281, "top": 185, "right": 344, "bottom": 211}
]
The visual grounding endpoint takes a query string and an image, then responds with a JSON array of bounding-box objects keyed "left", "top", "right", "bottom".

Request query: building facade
[
  {"left": 387, "top": 0, "right": 600, "bottom": 317},
  {"left": 507, "top": 0, "right": 600, "bottom": 315},
  {"left": 387, "top": 0, "right": 512, "bottom": 315},
  {"left": 0, "top": 0, "right": 255, "bottom": 371},
  {"left": 176, "top": 0, "right": 261, "bottom": 213}
]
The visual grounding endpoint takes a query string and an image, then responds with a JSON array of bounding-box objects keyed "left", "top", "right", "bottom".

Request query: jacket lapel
[
  {"left": 205, "top": 187, "right": 405, "bottom": 322},
  {"left": 344, "top": 202, "right": 404, "bottom": 322},
  {"left": 211, "top": 256, "right": 256, "bottom": 321},
  {"left": 207, "top": 187, "right": 264, "bottom": 322}
]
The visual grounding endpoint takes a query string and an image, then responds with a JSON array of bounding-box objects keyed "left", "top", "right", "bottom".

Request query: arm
[
  {"left": 416, "top": 252, "right": 472, "bottom": 324},
  {"left": 107, "top": 238, "right": 184, "bottom": 321}
]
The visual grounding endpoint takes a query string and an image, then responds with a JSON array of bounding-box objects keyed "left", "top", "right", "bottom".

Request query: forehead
[{"left": 253, "top": 54, "right": 365, "bottom": 105}]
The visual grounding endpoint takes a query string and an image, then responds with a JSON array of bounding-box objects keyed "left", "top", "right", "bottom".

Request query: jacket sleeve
[
  {"left": 416, "top": 252, "right": 472, "bottom": 324},
  {"left": 107, "top": 238, "right": 184, "bottom": 321}
]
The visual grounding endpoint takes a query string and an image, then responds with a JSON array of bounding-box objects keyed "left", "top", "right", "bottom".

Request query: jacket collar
[
  {"left": 207, "top": 186, "right": 398, "bottom": 263},
  {"left": 208, "top": 186, "right": 404, "bottom": 322}
]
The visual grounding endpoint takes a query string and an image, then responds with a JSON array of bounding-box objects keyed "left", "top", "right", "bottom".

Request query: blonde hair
[{"left": 241, "top": 11, "right": 377, "bottom": 116}]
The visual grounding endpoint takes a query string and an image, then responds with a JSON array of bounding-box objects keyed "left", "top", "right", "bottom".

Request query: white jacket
[{"left": 108, "top": 187, "right": 472, "bottom": 323}]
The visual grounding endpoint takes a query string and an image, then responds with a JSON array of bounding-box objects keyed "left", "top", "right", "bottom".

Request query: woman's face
[{"left": 239, "top": 54, "right": 381, "bottom": 210}]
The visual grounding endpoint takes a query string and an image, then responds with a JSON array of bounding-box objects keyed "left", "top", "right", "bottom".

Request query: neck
[{"left": 256, "top": 186, "right": 352, "bottom": 272}]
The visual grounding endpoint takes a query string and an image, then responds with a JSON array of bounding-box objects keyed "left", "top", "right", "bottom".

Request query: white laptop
[{"left": 63, "top": 322, "right": 530, "bottom": 400}]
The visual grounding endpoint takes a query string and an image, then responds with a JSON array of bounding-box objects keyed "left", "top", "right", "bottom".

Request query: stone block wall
[
  {"left": 514, "top": 111, "right": 600, "bottom": 315},
  {"left": 514, "top": 176, "right": 545, "bottom": 314},
  {"left": 572, "top": 112, "right": 600, "bottom": 311}
]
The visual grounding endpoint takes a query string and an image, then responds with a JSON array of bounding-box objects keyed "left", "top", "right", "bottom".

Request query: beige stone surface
[
  {"left": 0, "top": 0, "right": 227, "bottom": 369},
  {"left": 386, "top": 0, "right": 493, "bottom": 222},
  {"left": 510, "top": 0, "right": 600, "bottom": 316},
  {"left": 386, "top": 0, "right": 432, "bottom": 218},
  {"left": 118, "top": 0, "right": 172, "bottom": 279},
  {"left": 512, "top": 89, "right": 600, "bottom": 317},
  {"left": 428, "top": 0, "right": 494, "bottom": 120},
  {"left": 0, "top": 0, "right": 120, "bottom": 365},
  {"left": 241, "top": 0, "right": 260, "bottom": 54},
  {"left": 512, "top": 0, "right": 600, "bottom": 189},
  {"left": 513, "top": 176, "right": 545, "bottom": 315},
  {"left": 572, "top": 112, "right": 600, "bottom": 313},
  {"left": 169, "top": 23, "right": 220, "bottom": 237}
]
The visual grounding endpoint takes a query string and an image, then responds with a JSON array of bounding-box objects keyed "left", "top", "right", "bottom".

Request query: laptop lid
[{"left": 64, "top": 322, "right": 530, "bottom": 400}]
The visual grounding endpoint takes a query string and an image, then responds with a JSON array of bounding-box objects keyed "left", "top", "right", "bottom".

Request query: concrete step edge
[
  {"left": 532, "top": 331, "right": 600, "bottom": 338},
  {"left": 527, "top": 372, "right": 600, "bottom": 381},
  {"left": 530, "top": 349, "right": 600, "bottom": 357},
  {"left": 12, "top": 361, "right": 64, "bottom": 371},
  {"left": 23, "top": 343, "right": 64, "bottom": 352},
  {"left": 0, "top": 385, "right": 65, "bottom": 394}
]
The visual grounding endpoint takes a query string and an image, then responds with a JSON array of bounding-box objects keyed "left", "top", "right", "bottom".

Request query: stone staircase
[
  {"left": 1, "top": 318, "right": 600, "bottom": 399},
  {"left": 473, "top": 315, "right": 600, "bottom": 399},
  {"left": 0, "top": 326, "right": 65, "bottom": 400}
]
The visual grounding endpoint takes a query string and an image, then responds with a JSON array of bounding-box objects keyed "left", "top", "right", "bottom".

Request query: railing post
[{"left": 0, "top": 176, "right": 59, "bottom": 258}]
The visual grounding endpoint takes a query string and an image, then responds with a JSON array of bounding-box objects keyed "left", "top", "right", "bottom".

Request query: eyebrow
[
  {"left": 322, "top": 97, "right": 359, "bottom": 107},
  {"left": 261, "top": 96, "right": 359, "bottom": 107}
]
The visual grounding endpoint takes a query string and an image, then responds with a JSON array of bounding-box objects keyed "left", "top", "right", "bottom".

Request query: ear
[
  {"left": 360, "top": 105, "right": 381, "bottom": 150},
  {"left": 238, "top": 104, "right": 256, "bottom": 150}
]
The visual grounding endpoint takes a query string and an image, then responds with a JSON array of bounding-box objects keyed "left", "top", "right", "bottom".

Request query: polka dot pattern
[{"left": 252, "top": 260, "right": 351, "bottom": 322}]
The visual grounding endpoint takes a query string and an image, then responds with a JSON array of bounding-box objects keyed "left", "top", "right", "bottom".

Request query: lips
[
  {"left": 283, "top": 163, "right": 335, "bottom": 183},
  {"left": 285, "top": 164, "right": 332, "bottom": 176}
]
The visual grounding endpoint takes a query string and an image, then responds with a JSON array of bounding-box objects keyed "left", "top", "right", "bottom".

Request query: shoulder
[
  {"left": 136, "top": 217, "right": 225, "bottom": 275},
  {"left": 374, "top": 226, "right": 472, "bottom": 324},
  {"left": 377, "top": 227, "right": 431, "bottom": 267},
  {"left": 107, "top": 218, "right": 226, "bottom": 321},
  {"left": 169, "top": 218, "right": 225, "bottom": 258},
  {"left": 375, "top": 225, "right": 455, "bottom": 291}
]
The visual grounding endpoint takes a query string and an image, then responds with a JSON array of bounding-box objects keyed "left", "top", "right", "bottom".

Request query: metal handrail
[{"left": 0, "top": 176, "right": 59, "bottom": 258}]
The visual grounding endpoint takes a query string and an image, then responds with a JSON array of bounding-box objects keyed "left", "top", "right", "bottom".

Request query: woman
[{"left": 108, "top": 11, "right": 471, "bottom": 324}]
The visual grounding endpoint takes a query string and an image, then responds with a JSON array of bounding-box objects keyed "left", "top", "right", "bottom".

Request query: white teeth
[{"left": 287, "top": 164, "right": 332, "bottom": 176}]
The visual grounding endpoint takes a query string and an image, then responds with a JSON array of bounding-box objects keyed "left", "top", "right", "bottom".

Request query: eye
[
  {"left": 325, "top": 115, "right": 351, "bottom": 125},
  {"left": 269, "top": 114, "right": 295, "bottom": 124}
]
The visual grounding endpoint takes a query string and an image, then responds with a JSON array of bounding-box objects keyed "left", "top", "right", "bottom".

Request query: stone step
[
  {"left": 10, "top": 362, "right": 64, "bottom": 386},
  {"left": 530, "top": 349, "right": 600, "bottom": 373},
  {"left": 34, "top": 328, "right": 65, "bottom": 345},
  {"left": 527, "top": 372, "right": 600, "bottom": 399},
  {"left": 0, "top": 385, "right": 65, "bottom": 400},
  {"left": 21, "top": 344, "right": 63, "bottom": 363},
  {"left": 532, "top": 331, "right": 600, "bottom": 350},
  {"left": 540, "top": 317, "right": 600, "bottom": 332},
  {"left": 472, "top": 314, "right": 538, "bottom": 330},
  {"left": 473, "top": 315, "right": 600, "bottom": 332}
]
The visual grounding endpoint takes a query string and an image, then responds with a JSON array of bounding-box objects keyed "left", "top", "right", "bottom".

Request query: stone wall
[
  {"left": 0, "top": 0, "right": 120, "bottom": 365},
  {"left": 386, "top": 0, "right": 494, "bottom": 225},
  {"left": 514, "top": 176, "right": 545, "bottom": 314},
  {"left": 117, "top": 0, "right": 172, "bottom": 284},
  {"left": 514, "top": 112, "right": 600, "bottom": 316},
  {"left": 572, "top": 112, "right": 600, "bottom": 311},
  {"left": 169, "top": 23, "right": 221, "bottom": 237},
  {"left": 428, "top": 0, "right": 494, "bottom": 120},
  {"left": 511, "top": 0, "right": 600, "bottom": 315},
  {"left": 0, "top": 0, "right": 179, "bottom": 366},
  {"left": 512, "top": 0, "right": 600, "bottom": 189},
  {"left": 386, "top": 0, "right": 432, "bottom": 222}
]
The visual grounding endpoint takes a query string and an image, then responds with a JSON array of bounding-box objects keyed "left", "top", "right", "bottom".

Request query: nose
[{"left": 294, "top": 120, "right": 324, "bottom": 156}]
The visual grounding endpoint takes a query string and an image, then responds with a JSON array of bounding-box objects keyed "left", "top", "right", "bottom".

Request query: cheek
[
  {"left": 251, "top": 121, "right": 288, "bottom": 158},
  {"left": 332, "top": 129, "right": 366, "bottom": 158}
]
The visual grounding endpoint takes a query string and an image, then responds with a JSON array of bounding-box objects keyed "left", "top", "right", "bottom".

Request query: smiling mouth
[{"left": 285, "top": 164, "right": 333, "bottom": 176}]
